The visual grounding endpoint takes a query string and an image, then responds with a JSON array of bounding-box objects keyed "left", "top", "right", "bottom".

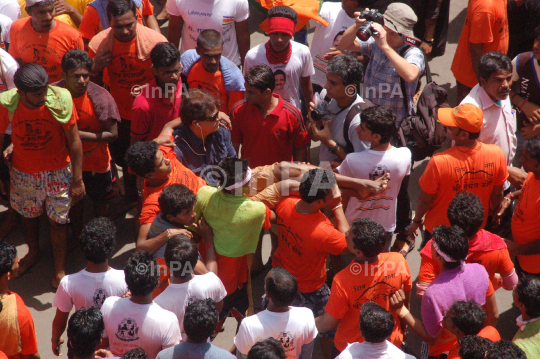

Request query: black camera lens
[
  {"left": 311, "top": 109, "right": 325, "bottom": 121},
  {"left": 356, "top": 22, "right": 373, "bottom": 41}
]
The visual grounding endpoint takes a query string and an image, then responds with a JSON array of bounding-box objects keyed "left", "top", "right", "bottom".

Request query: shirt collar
[
  {"left": 175, "top": 124, "right": 204, "bottom": 148},
  {"left": 478, "top": 86, "right": 504, "bottom": 110},
  {"left": 268, "top": 94, "right": 285, "bottom": 117}
]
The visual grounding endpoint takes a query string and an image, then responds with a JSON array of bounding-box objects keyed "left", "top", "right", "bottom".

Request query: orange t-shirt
[
  {"left": 4, "top": 291, "right": 39, "bottom": 359},
  {"left": 78, "top": 2, "right": 151, "bottom": 41},
  {"left": 0, "top": 102, "right": 78, "bottom": 173},
  {"left": 450, "top": 0, "right": 509, "bottom": 88},
  {"left": 187, "top": 61, "right": 244, "bottom": 115},
  {"left": 512, "top": 172, "right": 540, "bottom": 273},
  {"left": 419, "top": 142, "right": 508, "bottom": 232},
  {"left": 9, "top": 18, "right": 84, "bottom": 83},
  {"left": 73, "top": 93, "right": 111, "bottom": 172},
  {"left": 89, "top": 38, "right": 153, "bottom": 120},
  {"left": 272, "top": 197, "right": 348, "bottom": 293},
  {"left": 139, "top": 136, "right": 206, "bottom": 224},
  {"left": 418, "top": 230, "right": 514, "bottom": 289},
  {"left": 447, "top": 326, "right": 501, "bottom": 359},
  {"left": 325, "top": 253, "right": 413, "bottom": 351}
]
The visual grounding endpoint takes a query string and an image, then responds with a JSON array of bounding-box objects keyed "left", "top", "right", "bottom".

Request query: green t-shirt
[{"left": 514, "top": 318, "right": 540, "bottom": 358}]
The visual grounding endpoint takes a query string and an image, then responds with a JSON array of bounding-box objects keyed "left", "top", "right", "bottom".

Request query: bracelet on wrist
[
  {"left": 332, "top": 204, "right": 343, "bottom": 211},
  {"left": 412, "top": 218, "right": 423, "bottom": 224},
  {"left": 423, "top": 39, "right": 433, "bottom": 45},
  {"left": 519, "top": 98, "right": 528, "bottom": 110},
  {"left": 328, "top": 143, "right": 339, "bottom": 154},
  {"left": 166, "top": 229, "right": 172, "bottom": 239}
]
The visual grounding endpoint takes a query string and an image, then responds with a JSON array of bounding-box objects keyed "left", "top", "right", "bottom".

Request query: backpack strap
[
  {"left": 398, "top": 45, "right": 413, "bottom": 116},
  {"left": 342, "top": 100, "right": 374, "bottom": 153}
]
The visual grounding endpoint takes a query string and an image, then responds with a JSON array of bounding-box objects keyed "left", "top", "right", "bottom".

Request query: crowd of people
[{"left": 0, "top": 0, "right": 539, "bottom": 358}]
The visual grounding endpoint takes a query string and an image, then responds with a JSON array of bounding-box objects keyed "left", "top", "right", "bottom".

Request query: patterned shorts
[{"left": 10, "top": 165, "right": 72, "bottom": 223}]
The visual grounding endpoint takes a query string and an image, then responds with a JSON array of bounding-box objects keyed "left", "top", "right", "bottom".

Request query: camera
[
  {"left": 356, "top": 9, "right": 384, "bottom": 41},
  {"left": 311, "top": 92, "right": 332, "bottom": 122}
]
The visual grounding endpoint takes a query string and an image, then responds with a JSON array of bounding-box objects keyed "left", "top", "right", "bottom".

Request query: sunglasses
[{"left": 205, "top": 111, "right": 219, "bottom": 122}]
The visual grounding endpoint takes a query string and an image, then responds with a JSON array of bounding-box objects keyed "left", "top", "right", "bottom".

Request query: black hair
[
  {"left": 124, "top": 251, "right": 159, "bottom": 297},
  {"left": 14, "top": 63, "right": 48, "bottom": 93},
  {"left": 80, "top": 217, "right": 116, "bottom": 264},
  {"left": 62, "top": 49, "right": 94, "bottom": 73},
  {"left": 158, "top": 184, "right": 196, "bottom": 217},
  {"left": 122, "top": 348, "right": 149, "bottom": 359},
  {"left": 486, "top": 340, "right": 526, "bottom": 359},
  {"left": 164, "top": 234, "right": 198, "bottom": 279},
  {"left": 267, "top": 6, "right": 298, "bottom": 25},
  {"left": 265, "top": 267, "right": 298, "bottom": 307},
  {"left": 247, "top": 338, "right": 287, "bottom": 359},
  {"left": 27, "top": 0, "right": 54, "bottom": 11},
  {"left": 359, "top": 105, "right": 396, "bottom": 143},
  {"left": 0, "top": 242, "right": 16, "bottom": 277},
  {"left": 125, "top": 141, "right": 159, "bottom": 178},
  {"left": 150, "top": 42, "right": 180, "bottom": 69},
  {"left": 432, "top": 225, "right": 469, "bottom": 269},
  {"left": 350, "top": 218, "right": 386, "bottom": 258},
  {"left": 359, "top": 302, "right": 395, "bottom": 343},
  {"left": 180, "top": 88, "right": 220, "bottom": 126},
  {"left": 458, "top": 336, "right": 493, "bottom": 359},
  {"left": 524, "top": 135, "right": 540, "bottom": 163},
  {"left": 197, "top": 29, "right": 224, "bottom": 49},
  {"left": 183, "top": 299, "right": 219, "bottom": 342},
  {"left": 447, "top": 191, "right": 484, "bottom": 238},
  {"left": 333, "top": 30, "right": 345, "bottom": 43},
  {"left": 245, "top": 64, "right": 275, "bottom": 92},
  {"left": 67, "top": 308, "right": 104, "bottom": 357},
  {"left": 326, "top": 54, "right": 364, "bottom": 86},
  {"left": 216, "top": 157, "right": 249, "bottom": 190},
  {"left": 478, "top": 51, "right": 512, "bottom": 81},
  {"left": 447, "top": 300, "right": 487, "bottom": 335},
  {"left": 515, "top": 275, "right": 540, "bottom": 318},
  {"left": 299, "top": 168, "right": 336, "bottom": 204},
  {"left": 107, "top": 0, "right": 136, "bottom": 20}
]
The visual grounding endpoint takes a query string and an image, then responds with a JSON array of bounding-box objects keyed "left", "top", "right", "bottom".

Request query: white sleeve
[
  {"left": 211, "top": 273, "right": 227, "bottom": 302},
  {"left": 305, "top": 310, "right": 318, "bottom": 342},
  {"left": 162, "top": 317, "right": 182, "bottom": 349},
  {"left": 243, "top": 49, "right": 255, "bottom": 75},
  {"left": 511, "top": 55, "right": 520, "bottom": 82},
  {"left": 404, "top": 148, "right": 412, "bottom": 176},
  {"left": 336, "top": 157, "right": 352, "bottom": 177},
  {"left": 2, "top": 3, "right": 19, "bottom": 22},
  {"left": 235, "top": 0, "right": 249, "bottom": 22},
  {"left": 301, "top": 46, "right": 315, "bottom": 77},
  {"left": 100, "top": 298, "right": 114, "bottom": 339},
  {"left": 52, "top": 278, "right": 73, "bottom": 313},
  {"left": 233, "top": 322, "right": 252, "bottom": 355},
  {"left": 5, "top": 63, "right": 17, "bottom": 90},
  {"left": 166, "top": 0, "right": 182, "bottom": 17}
]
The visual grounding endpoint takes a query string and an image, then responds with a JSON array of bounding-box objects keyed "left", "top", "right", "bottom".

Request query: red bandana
[
  {"left": 265, "top": 40, "right": 292, "bottom": 65},
  {"left": 267, "top": 16, "right": 295, "bottom": 37}
]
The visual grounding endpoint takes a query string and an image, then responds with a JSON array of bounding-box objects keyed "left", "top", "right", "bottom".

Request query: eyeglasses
[
  {"left": 205, "top": 111, "right": 219, "bottom": 122},
  {"left": 159, "top": 65, "right": 183, "bottom": 77}
]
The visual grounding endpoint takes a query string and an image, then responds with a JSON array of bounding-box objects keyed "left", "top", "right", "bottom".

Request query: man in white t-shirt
[
  {"left": 51, "top": 217, "right": 128, "bottom": 356},
  {"left": 0, "top": 0, "right": 19, "bottom": 22},
  {"left": 336, "top": 302, "right": 415, "bottom": 359},
  {"left": 166, "top": 0, "right": 249, "bottom": 67},
  {"left": 307, "top": 54, "right": 369, "bottom": 166},
  {"left": 234, "top": 267, "right": 318, "bottom": 359},
  {"left": 338, "top": 105, "right": 411, "bottom": 252},
  {"left": 100, "top": 251, "right": 181, "bottom": 359},
  {"left": 0, "top": 13, "right": 11, "bottom": 50},
  {"left": 155, "top": 234, "right": 227, "bottom": 341},
  {"left": 244, "top": 6, "right": 315, "bottom": 112}
]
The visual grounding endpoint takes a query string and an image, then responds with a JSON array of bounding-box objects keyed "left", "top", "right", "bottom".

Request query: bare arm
[
  {"left": 338, "top": 22, "right": 362, "bottom": 52},
  {"left": 470, "top": 43, "right": 485, "bottom": 80},
  {"left": 408, "top": 188, "right": 436, "bottom": 238},
  {"left": 235, "top": 20, "right": 250, "bottom": 67},
  {"left": 63, "top": 123, "right": 85, "bottom": 203},
  {"left": 167, "top": 15, "right": 184, "bottom": 48},
  {"left": 144, "top": 14, "right": 161, "bottom": 33},
  {"left": 315, "top": 312, "right": 341, "bottom": 333},
  {"left": 78, "top": 119, "right": 118, "bottom": 143},
  {"left": 51, "top": 309, "right": 69, "bottom": 356},
  {"left": 484, "top": 294, "right": 499, "bottom": 327},
  {"left": 489, "top": 184, "right": 504, "bottom": 215}
]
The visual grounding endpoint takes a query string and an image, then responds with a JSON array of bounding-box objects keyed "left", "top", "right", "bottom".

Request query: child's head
[
  {"left": 0, "top": 242, "right": 18, "bottom": 280},
  {"left": 359, "top": 302, "right": 395, "bottom": 343},
  {"left": 357, "top": 105, "right": 396, "bottom": 145},
  {"left": 158, "top": 184, "right": 197, "bottom": 226},
  {"left": 447, "top": 191, "right": 484, "bottom": 238},
  {"left": 80, "top": 217, "right": 116, "bottom": 264},
  {"left": 348, "top": 218, "right": 386, "bottom": 259},
  {"left": 431, "top": 225, "right": 469, "bottom": 269},
  {"left": 164, "top": 234, "right": 198, "bottom": 279},
  {"left": 445, "top": 300, "right": 486, "bottom": 338},
  {"left": 183, "top": 299, "right": 219, "bottom": 343},
  {"left": 514, "top": 275, "right": 540, "bottom": 319}
]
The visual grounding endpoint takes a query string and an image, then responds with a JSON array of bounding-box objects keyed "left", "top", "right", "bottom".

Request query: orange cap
[{"left": 437, "top": 104, "right": 483, "bottom": 133}]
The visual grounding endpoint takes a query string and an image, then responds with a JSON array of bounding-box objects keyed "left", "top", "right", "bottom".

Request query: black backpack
[{"left": 396, "top": 47, "right": 449, "bottom": 161}]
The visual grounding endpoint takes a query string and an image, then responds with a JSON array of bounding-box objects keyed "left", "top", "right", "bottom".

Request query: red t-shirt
[
  {"left": 131, "top": 79, "right": 182, "bottom": 141},
  {"left": 139, "top": 136, "right": 206, "bottom": 224},
  {"left": 230, "top": 95, "right": 310, "bottom": 168},
  {"left": 0, "top": 102, "right": 78, "bottom": 173},
  {"left": 447, "top": 326, "right": 501, "bottom": 359},
  {"left": 3, "top": 291, "right": 39, "bottom": 359},
  {"left": 272, "top": 197, "right": 347, "bottom": 293},
  {"left": 325, "top": 253, "right": 413, "bottom": 351},
  {"left": 73, "top": 92, "right": 111, "bottom": 172},
  {"left": 9, "top": 18, "right": 84, "bottom": 83}
]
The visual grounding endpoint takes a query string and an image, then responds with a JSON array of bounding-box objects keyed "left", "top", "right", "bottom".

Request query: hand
[
  {"left": 54, "top": 0, "right": 74, "bottom": 16},
  {"left": 70, "top": 179, "right": 86, "bottom": 204},
  {"left": 495, "top": 197, "right": 512, "bottom": 225},
  {"left": 521, "top": 101, "right": 540, "bottom": 124},
  {"left": 353, "top": 11, "right": 367, "bottom": 28},
  {"left": 112, "top": 180, "right": 125, "bottom": 197},
  {"left": 504, "top": 239, "right": 520, "bottom": 258},
  {"left": 329, "top": 183, "right": 342, "bottom": 208},
  {"left": 52, "top": 337, "right": 64, "bottom": 356},
  {"left": 493, "top": 273, "right": 502, "bottom": 290},
  {"left": 196, "top": 216, "right": 214, "bottom": 245},
  {"left": 92, "top": 50, "right": 113, "bottom": 73},
  {"left": 218, "top": 111, "right": 232, "bottom": 130},
  {"left": 520, "top": 123, "right": 540, "bottom": 140},
  {"left": 369, "top": 22, "right": 388, "bottom": 49},
  {"left": 307, "top": 116, "right": 333, "bottom": 145},
  {"left": 407, "top": 220, "right": 423, "bottom": 239},
  {"left": 122, "top": 290, "right": 131, "bottom": 298},
  {"left": 389, "top": 289, "right": 406, "bottom": 311},
  {"left": 168, "top": 228, "right": 194, "bottom": 239},
  {"left": 95, "top": 349, "right": 115, "bottom": 358},
  {"left": 507, "top": 166, "right": 527, "bottom": 189},
  {"left": 324, "top": 47, "right": 343, "bottom": 61},
  {"left": 3, "top": 142, "right": 13, "bottom": 170},
  {"left": 153, "top": 135, "right": 176, "bottom": 148},
  {"left": 420, "top": 42, "right": 432, "bottom": 55}
]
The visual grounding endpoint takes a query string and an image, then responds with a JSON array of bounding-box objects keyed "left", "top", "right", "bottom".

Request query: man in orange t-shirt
[
  {"left": 507, "top": 136, "right": 540, "bottom": 275},
  {"left": 408, "top": 104, "right": 507, "bottom": 250},
  {"left": 9, "top": 0, "right": 84, "bottom": 83},
  {"left": 417, "top": 191, "right": 516, "bottom": 298},
  {"left": 182, "top": 30, "right": 244, "bottom": 115},
  {"left": 0, "top": 63, "right": 84, "bottom": 288},
  {"left": 315, "top": 218, "right": 412, "bottom": 354},
  {"left": 450, "top": 0, "right": 509, "bottom": 102},
  {"left": 88, "top": 0, "right": 167, "bottom": 203}
]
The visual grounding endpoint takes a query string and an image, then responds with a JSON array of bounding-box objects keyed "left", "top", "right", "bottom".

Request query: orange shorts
[{"left": 216, "top": 253, "right": 247, "bottom": 295}]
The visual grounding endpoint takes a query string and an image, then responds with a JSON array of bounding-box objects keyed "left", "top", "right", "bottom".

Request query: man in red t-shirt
[{"left": 0, "top": 63, "right": 84, "bottom": 288}]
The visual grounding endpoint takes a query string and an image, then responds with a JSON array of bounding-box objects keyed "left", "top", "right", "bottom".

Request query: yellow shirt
[{"left": 18, "top": 0, "right": 90, "bottom": 28}]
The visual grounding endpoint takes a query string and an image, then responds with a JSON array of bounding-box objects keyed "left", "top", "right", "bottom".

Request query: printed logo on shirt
[
  {"left": 33, "top": 48, "right": 46, "bottom": 65},
  {"left": 369, "top": 164, "right": 390, "bottom": 181},
  {"left": 354, "top": 165, "right": 392, "bottom": 212},
  {"left": 120, "top": 58, "right": 136, "bottom": 72},
  {"left": 222, "top": 16, "right": 234, "bottom": 26},
  {"left": 116, "top": 318, "right": 140, "bottom": 342},
  {"left": 277, "top": 331, "right": 295, "bottom": 353},
  {"left": 93, "top": 288, "right": 109, "bottom": 309}
]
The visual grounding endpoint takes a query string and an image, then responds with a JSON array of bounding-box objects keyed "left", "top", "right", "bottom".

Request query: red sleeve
[
  {"left": 325, "top": 276, "right": 349, "bottom": 319},
  {"left": 79, "top": 6, "right": 99, "bottom": 41},
  {"left": 61, "top": 102, "right": 79, "bottom": 129},
  {"left": 418, "top": 157, "right": 440, "bottom": 194},
  {"left": 400, "top": 257, "right": 413, "bottom": 292},
  {"left": 320, "top": 224, "right": 347, "bottom": 255},
  {"left": 88, "top": 46, "right": 96, "bottom": 58},
  {"left": 497, "top": 249, "right": 515, "bottom": 276},
  {"left": 0, "top": 350, "right": 8, "bottom": 359},
  {"left": 75, "top": 33, "right": 84, "bottom": 50},
  {"left": 8, "top": 24, "right": 20, "bottom": 58},
  {"left": 0, "top": 106, "right": 9, "bottom": 134},
  {"left": 469, "top": 11, "right": 495, "bottom": 44},
  {"left": 486, "top": 278, "right": 495, "bottom": 297},
  {"left": 230, "top": 107, "right": 242, "bottom": 144},
  {"left": 142, "top": 0, "right": 154, "bottom": 16},
  {"left": 493, "top": 148, "right": 509, "bottom": 186},
  {"left": 16, "top": 294, "right": 39, "bottom": 355},
  {"left": 228, "top": 91, "right": 244, "bottom": 115},
  {"left": 418, "top": 254, "right": 439, "bottom": 283},
  {"left": 263, "top": 205, "right": 272, "bottom": 230},
  {"left": 139, "top": 200, "right": 159, "bottom": 224}
]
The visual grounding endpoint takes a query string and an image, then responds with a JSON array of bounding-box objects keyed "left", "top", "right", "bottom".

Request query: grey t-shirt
[{"left": 156, "top": 342, "right": 235, "bottom": 359}]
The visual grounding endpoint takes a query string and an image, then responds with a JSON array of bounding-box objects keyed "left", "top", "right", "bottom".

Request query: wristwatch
[
  {"left": 423, "top": 38, "right": 434, "bottom": 46},
  {"left": 329, "top": 143, "right": 339, "bottom": 154}
]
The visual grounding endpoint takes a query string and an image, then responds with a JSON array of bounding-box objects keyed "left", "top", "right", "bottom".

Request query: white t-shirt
[
  {"left": 336, "top": 341, "right": 416, "bottom": 359},
  {"left": 309, "top": 2, "right": 355, "bottom": 87},
  {"left": 0, "top": 0, "right": 19, "bottom": 22},
  {"left": 244, "top": 40, "right": 315, "bottom": 110},
  {"left": 101, "top": 297, "right": 182, "bottom": 359},
  {"left": 234, "top": 307, "right": 318, "bottom": 359},
  {"left": 318, "top": 93, "right": 370, "bottom": 164},
  {"left": 0, "top": 47, "right": 17, "bottom": 135},
  {"left": 0, "top": 13, "right": 11, "bottom": 48},
  {"left": 166, "top": 0, "right": 249, "bottom": 66},
  {"left": 154, "top": 273, "right": 227, "bottom": 341},
  {"left": 338, "top": 147, "right": 411, "bottom": 232},
  {"left": 52, "top": 268, "right": 128, "bottom": 312}
]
